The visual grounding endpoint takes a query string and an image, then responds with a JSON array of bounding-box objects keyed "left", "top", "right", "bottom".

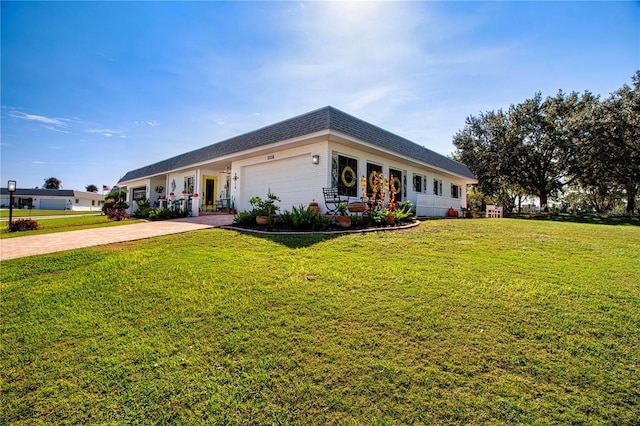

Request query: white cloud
[
  {"left": 87, "top": 128, "right": 125, "bottom": 138},
  {"left": 135, "top": 120, "right": 159, "bottom": 127},
  {"left": 9, "top": 111, "right": 68, "bottom": 126}
]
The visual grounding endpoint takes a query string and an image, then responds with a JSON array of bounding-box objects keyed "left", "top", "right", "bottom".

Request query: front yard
[{"left": 1, "top": 219, "right": 638, "bottom": 424}]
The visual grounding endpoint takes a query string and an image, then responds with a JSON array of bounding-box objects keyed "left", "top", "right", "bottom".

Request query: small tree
[
  {"left": 85, "top": 184, "right": 99, "bottom": 193},
  {"left": 44, "top": 177, "right": 62, "bottom": 189},
  {"left": 102, "top": 187, "right": 129, "bottom": 220}
]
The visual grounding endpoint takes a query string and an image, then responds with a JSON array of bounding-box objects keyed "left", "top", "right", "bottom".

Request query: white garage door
[
  {"left": 39, "top": 199, "right": 67, "bottom": 210},
  {"left": 241, "top": 155, "right": 314, "bottom": 212}
]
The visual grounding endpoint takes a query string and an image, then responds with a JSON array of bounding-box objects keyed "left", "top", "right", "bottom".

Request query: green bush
[
  {"left": 233, "top": 211, "right": 256, "bottom": 225},
  {"left": 281, "top": 205, "right": 330, "bottom": 230},
  {"left": 132, "top": 208, "right": 151, "bottom": 219},
  {"left": 393, "top": 201, "right": 416, "bottom": 223},
  {"left": 148, "top": 207, "right": 175, "bottom": 221}
]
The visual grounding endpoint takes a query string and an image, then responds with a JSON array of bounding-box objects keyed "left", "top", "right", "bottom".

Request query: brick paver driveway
[{"left": 0, "top": 215, "right": 234, "bottom": 261}]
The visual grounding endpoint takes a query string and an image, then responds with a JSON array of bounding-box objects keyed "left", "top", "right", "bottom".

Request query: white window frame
[{"left": 433, "top": 178, "right": 443, "bottom": 196}]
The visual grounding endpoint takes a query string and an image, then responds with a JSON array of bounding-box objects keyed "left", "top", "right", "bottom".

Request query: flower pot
[
  {"left": 335, "top": 215, "right": 352, "bottom": 228},
  {"left": 256, "top": 215, "right": 270, "bottom": 225},
  {"left": 348, "top": 202, "right": 367, "bottom": 213},
  {"left": 309, "top": 201, "right": 321, "bottom": 214},
  {"left": 385, "top": 214, "right": 395, "bottom": 225}
]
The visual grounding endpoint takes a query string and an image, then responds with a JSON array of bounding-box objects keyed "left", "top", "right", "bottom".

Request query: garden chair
[{"left": 323, "top": 187, "right": 349, "bottom": 215}]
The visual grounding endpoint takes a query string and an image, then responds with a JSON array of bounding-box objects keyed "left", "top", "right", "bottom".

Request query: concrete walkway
[{"left": 0, "top": 215, "right": 235, "bottom": 261}]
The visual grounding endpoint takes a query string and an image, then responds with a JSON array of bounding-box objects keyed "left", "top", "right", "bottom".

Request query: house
[
  {"left": 0, "top": 188, "right": 104, "bottom": 211},
  {"left": 118, "top": 106, "right": 477, "bottom": 217}
]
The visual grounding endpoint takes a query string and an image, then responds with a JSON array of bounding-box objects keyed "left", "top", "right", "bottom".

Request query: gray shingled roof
[
  {"left": 0, "top": 188, "right": 103, "bottom": 197},
  {"left": 120, "top": 106, "right": 475, "bottom": 182}
]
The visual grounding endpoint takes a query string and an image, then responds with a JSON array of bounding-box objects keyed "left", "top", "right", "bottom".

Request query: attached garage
[
  {"left": 38, "top": 199, "right": 68, "bottom": 210},
  {"left": 241, "top": 154, "right": 316, "bottom": 212}
]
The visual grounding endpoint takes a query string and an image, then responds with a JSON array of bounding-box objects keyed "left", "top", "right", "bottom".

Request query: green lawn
[
  {"left": 0, "top": 209, "right": 99, "bottom": 218},
  {"left": 1, "top": 219, "right": 638, "bottom": 424},
  {"left": 1, "top": 215, "right": 144, "bottom": 239}
]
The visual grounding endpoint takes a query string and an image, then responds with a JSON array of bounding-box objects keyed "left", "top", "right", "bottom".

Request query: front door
[{"left": 202, "top": 176, "right": 217, "bottom": 212}]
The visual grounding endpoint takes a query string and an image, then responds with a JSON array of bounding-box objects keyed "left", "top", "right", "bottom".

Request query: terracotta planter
[
  {"left": 348, "top": 202, "right": 367, "bottom": 213},
  {"left": 385, "top": 214, "right": 396, "bottom": 225},
  {"left": 335, "top": 215, "right": 352, "bottom": 228},
  {"left": 256, "top": 215, "right": 270, "bottom": 225},
  {"left": 309, "top": 201, "right": 321, "bottom": 214}
]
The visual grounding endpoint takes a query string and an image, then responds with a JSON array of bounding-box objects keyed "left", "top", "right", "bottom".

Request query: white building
[
  {"left": 0, "top": 188, "right": 104, "bottom": 211},
  {"left": 118, "top": 106, "right": 477, "bottom": 217}
]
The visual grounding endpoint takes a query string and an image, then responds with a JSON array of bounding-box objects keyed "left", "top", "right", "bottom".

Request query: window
[
  {"left": 366, "top": 162, "right": 383, "bottom": 197},
  {"left": 389, "top": 168, "right": 402, "bottom": 202},
  {"left": 184, "top": 176, "right": 195, "bottom": 194},
  {"left": 75, "top": 199, "right": 79, "bottom": 204},
  {"left": 413, "top": 174, "right": 423, "bottom": 193},
  {"left": 92, "top": 200, "right": 95, "bottom": 206},
  {"left": 132, "top": 187, "right": 146, "bottom": 201},
  {"left": 433, "top": 179, "right": 443, "bottom": 196},
  {"left": 337, "top": 155, "right": 358, "bottom": 197},
  {"left": 451, "top": 184, "right": 460, "bottom": 199}
]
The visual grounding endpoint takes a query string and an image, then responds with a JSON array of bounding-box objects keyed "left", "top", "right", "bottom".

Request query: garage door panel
[
  {"left": 39, "top": 199, "right": 67, "bottom": 210},
  {"left": 242, "top": 155, "right": 313, "bottom": 212}
]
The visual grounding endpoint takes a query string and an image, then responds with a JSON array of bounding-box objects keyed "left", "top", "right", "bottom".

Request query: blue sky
[{"left": 1, "top": 1, "right": 638, "bottom": 191}]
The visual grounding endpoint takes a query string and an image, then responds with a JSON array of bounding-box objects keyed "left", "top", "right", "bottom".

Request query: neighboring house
[
  {"left": 0, "top": 188, "right": 104, "bottom": 211},
  {"left": 118, "top": 106, "right": 477, "bottom": 217}
]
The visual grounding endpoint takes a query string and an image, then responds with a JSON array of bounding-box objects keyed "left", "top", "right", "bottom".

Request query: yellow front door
[{"left": 202, "top": 176, "right": 217, "bottom": 211}]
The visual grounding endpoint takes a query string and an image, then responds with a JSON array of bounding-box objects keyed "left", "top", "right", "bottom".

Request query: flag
[{"left": 103, "top": 185, "right": 111, "bottom": 191}]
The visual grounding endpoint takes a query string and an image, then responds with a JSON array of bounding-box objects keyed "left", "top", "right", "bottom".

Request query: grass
[
  {"left": 1, "top": 219, "right": 639, "bottom": 424},
  {"left": 0, "top": 209, "right": 98, "bottom": 218},
  {"left": 1, "top": 215, "right": 144, "bottom": 239}
]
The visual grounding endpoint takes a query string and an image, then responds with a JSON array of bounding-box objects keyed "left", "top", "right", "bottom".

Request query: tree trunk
[
  {"left": 625, "top": 182, "right": 637, "bottom": 214},
  {"left": 539, "top": 190, "right": 549, "bottom": 212}
]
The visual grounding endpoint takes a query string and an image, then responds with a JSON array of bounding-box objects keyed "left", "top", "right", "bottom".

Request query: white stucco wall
[{"left": 327, "top": 141, "right": 469, "bottom": 214}]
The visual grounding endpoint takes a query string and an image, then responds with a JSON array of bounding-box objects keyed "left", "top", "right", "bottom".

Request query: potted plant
[
  {"left": 250, "top": 192, "right": 280, "bottom": 225},
  {"left": 335, "top": 203, "right": 352, "bottom": 228}
]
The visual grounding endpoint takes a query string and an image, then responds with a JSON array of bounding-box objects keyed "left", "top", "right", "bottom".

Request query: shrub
[
  {"left": 7, "top": 219, "right": 39, "bottom": 232},
  {"left": 249, "top": 192, "right": 280, "bottom": 217},
  {"left": 233, "top": 211, "right": 256, "bottom": 225},
  {"left": 281, "top": 205, "right": 330, "bottom": 230},
  {"left": 393, "top": 201, "right": 416, "bottom": 223},
  {"left": 148, "top": 207, "right": 175, "bottom": 221},
  {"left": 104, "top": 209, "right": 128, "bottom": 221},
  {"left": 102, "top": 188, "right": 128, "bottom": 214},
  {"left": 132, "top": 208, "right": 151, "bottom": 219}
]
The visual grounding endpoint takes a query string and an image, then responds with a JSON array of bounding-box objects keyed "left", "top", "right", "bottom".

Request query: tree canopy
[
  {"left": 453, "top": 71, "right": 639, "bottom": 214},
  {"left": 43, "top": 177, "right": 62, "bottom": 190},
  {"left": 85, "top": 184, "right": 99, "bottom": 193}
]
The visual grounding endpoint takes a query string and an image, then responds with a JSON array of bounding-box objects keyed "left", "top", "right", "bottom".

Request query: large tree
[
  {"left": 43, "top": 177, "right": 62, "bottom": 189},
  {"left": 453, "top": 91, "right": 581, "bottom": 211},
  {"left": 608, "top": 71, "right": 640, "bottom": 213},
  {"left": 570, "top": 72, "right": 640, "bottom": 214},
  {"left": 507, "top": 91, "right": 580, "bottom": 210},
  {"left": 85, "top": 184, "right": 99, "bottom": 193},
  {"left": 452, "top": 109, "right": 511, "bottom": 199}
]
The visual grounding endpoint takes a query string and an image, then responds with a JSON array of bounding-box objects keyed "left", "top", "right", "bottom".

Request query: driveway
[{"left": 0, "top": 215, "right": 234, "bottom": 261}]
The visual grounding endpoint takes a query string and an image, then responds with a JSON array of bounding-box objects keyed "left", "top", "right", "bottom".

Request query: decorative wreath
[
  {"left": 155, "top": 185, "right": 164, "bottom": 193},
  {"left": 341, "top": 166, "right": 356, "bottom": 187},
  {"left": 392, "top": 177, "right": 401, "bottom": 194}
]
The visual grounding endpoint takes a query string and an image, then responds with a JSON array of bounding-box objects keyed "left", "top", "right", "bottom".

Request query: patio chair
[{"left": 323, "top": 187, "right": 349, "bottom": 215}]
